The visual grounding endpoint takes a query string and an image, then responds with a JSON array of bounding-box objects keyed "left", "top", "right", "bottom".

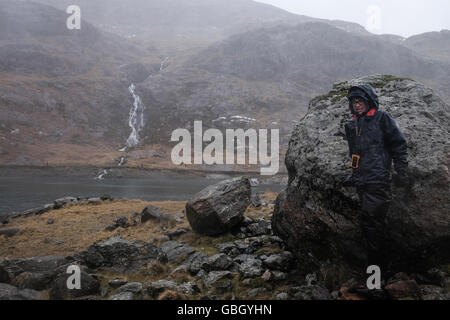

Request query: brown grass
[
  {"left": 0, "top": 192, "right": 277, "bottom": 260},
  {"left": 0, "top": 199, "right": 188, "bottom": 259}
]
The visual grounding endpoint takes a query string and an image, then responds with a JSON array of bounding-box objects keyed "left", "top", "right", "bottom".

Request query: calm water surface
[{"left": 0, "top": 176, "right": 283, "bottom": 215}]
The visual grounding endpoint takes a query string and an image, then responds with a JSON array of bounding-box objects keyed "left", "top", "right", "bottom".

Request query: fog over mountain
[{"left": 1, "top": 0, "right": 449, "bottom": 167}]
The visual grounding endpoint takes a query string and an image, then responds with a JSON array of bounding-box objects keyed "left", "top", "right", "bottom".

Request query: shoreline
[{"left": 0, "top": 165, "right": 288, "bottom": 180}]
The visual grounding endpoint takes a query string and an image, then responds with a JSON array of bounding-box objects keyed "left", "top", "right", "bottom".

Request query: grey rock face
[
  {"left": 72, "top": 237, "right": 167, "bottom": 273},
  {"left": 0, "top": 256, "right": 69, "bottom": 281},
  {"left": 272, "top": 75, "right": 450, "bottom": 274},
  {"left": 186, "top": 177, "right": 252, "bottom": 236}
]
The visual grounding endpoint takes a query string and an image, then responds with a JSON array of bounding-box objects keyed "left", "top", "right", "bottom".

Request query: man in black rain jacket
[{"left": 343, "top": 84, "right": 410, "bottom": 281}]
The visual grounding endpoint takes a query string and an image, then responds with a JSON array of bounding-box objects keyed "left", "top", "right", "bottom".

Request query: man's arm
[
  {"left": 381, "top": 112, "right": 408, "bottom": 171},
  {"left": 344, "top": 122, "right": 354, "bottom": 158}
]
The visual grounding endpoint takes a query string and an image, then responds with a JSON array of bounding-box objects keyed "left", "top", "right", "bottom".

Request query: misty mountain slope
[
  {"left": 188, "top": 22, "right": 450, "bottom": 95},
  {"left": 133, "top": 22, "right": 449, "bottom": 152},
  {"left": 30, "top": 0, "right": 372, "bottom": 48},
  {"left": 0, "top": 0, "right": 157, "bottom": 165},
  {"left": 404, "top": 30, "right": 450, "bottom": 63}
]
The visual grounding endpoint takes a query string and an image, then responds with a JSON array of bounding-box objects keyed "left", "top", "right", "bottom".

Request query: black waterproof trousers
[{"left": 357, "top": 183, "right": 392, "bottom": 273}]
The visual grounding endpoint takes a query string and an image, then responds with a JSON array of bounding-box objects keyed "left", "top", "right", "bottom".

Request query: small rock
[
  {"left": 384, "top": 280, "right": 421, "bottom": 299},
  {"left": 108, "top": 278, "right": 128, "bottom": 288},
  {"left": 305, "top": 273, "right": 318, "bottom": 286},
  {"left": 272, "top": 271, "right": 287, "bottom": 280},
  {"left": 117, "top": 282, "right": 142, "bottom": 293},
  {"left": 248, "top": 287, "right": 267, "bottom": 297},
  {"left": 88, "top": 198, "right": 102, "bottom": 205},
  {"left": 214, "top": 280, "right": 232, "bottom": 294},
  {"left": 108, "top": 292, "right": 134, "bottom": 300},
  {"left": 233, "top": 254, "right": 255, "bottom": 264},
  {"left": 262, "top": 251, "right": 293, "bottom": 272},
  {"left": 216, "top": 242, "right": 236, "bottom": 254},
  {"left": 165, "top": 228, "right": 188, "bottom": 239},
  {"left": 169, "top": 265, "right": 190, "bottom": 279},
  {"left": 292, "top": 285, "right": 332, "bottom": 300},
  {"left": 246, "top": 220, "right": 271, "bottom": 236},
  {"left": 101, "top": 287, "right": 109, "bottom": 297},
  {"left": 203, "top": 271, "right": 234, "bottom": 288},
  {"left": 54, "top": 197, "right": 78, "bottom": 208},
  {"left": 201, "top": 253, "right": 233, "bottom": 272},
  {"left": 261, "top": 270, "right": 271, "bottom": 281},
  {"left": 239, "top": 258, "right": 263, "bottom": 278},
  {"left": 11, "top": 272, "right": 52, "bottom": 290},
  {"left": 176, "top": 282, "right": 200, "bottom": 295},
  {"left": 276, "top": 292, "right": 289, "bottom": 300},
  {"left": 186, "top": 252, "right": 209, "bottom": 275},
  {"left": 141, "top": 204, "right": 163, "bottom": 223},
  {"left": 146, "top": 280, "right": 177, "bottom": 297},
  {"left": 159, "top": 241, "right": 196, "bottom": 263},
  {"left": 420, "top": 285, "right": 446, "bottom": 300},
  {"left": 0, "top": 228, "right": 21, "bottom": 237}
]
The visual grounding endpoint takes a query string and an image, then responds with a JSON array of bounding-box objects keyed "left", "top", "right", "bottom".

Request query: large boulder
[
  {"left": 49, "top": 270, "right": 100, "bottom": 300},
  {"left": 272, "top": 75, "right": 450, "bottom": 277},
  {"left": 72, "top": 237, "right": 168, "bottom": 273},
  {"left": 0, "top": 256, "right": 70, "bottom": 287},
  {"left": 186, "top": 177, "right": 252, "bottom": 236}
]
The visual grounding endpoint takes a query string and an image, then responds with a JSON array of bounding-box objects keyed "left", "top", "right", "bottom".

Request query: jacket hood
[{"left": 348, "top": 84, "right": 379, "bottom": 114}]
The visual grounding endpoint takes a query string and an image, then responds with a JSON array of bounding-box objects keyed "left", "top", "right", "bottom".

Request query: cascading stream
[
  {"left": 95, "top": 84, "right": 145, "bottom": 180},
  {"left": 124, "top": 83, "right": 146, "bottom": 149}
]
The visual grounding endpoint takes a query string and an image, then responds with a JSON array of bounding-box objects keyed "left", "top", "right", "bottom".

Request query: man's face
[{"left": 352, "top": 97, "right": 367, "bottom": 116}]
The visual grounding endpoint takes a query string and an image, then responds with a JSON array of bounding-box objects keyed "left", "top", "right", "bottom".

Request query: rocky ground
[{"left": 0, "top": 187, "right": 448, "bottom": 300}]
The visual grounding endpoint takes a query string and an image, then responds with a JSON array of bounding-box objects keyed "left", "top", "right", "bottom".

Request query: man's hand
[
  {"left": 393, "top": 167, "right": 412, "bottom": 188},
  {"left": 341, "top": 174, "right": 355, "bottom": 187}
]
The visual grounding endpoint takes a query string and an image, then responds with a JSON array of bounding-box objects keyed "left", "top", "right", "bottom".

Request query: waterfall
[
  {"left": 124, "top": 84, "right": 146, "bottom": 149},
  {"left": 160, "top": 56, "right": 169, "bottom": 71},
  {"left": 95, "top": 169, "right": 109, "bottom": 180},
  {"left": 118, "top": 156, "right": 126, "bottom": 167}
]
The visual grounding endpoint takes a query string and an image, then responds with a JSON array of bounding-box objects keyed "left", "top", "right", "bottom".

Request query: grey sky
[{"left": 255, "top": 0, "right": 450, "bottom": 38}]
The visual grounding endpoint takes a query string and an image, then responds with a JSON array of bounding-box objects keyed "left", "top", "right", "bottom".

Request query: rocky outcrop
[
  {"left": 72, "top": 237, "right": 167, "bottom": 273},
  {"left": 272, "top": 75, "right": 450, "bottom": 277},
  {"left": 186, "top": 177, "right": 252, "bottom": 236}
]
